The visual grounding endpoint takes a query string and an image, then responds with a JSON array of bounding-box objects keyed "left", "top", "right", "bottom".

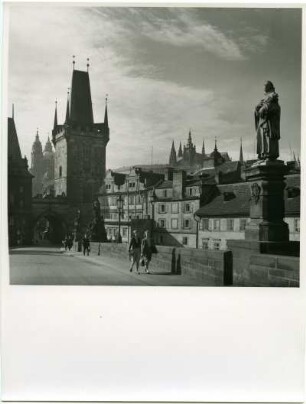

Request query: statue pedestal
[{"left": 244, "top": 159, "right": 289, "bottom": 242}]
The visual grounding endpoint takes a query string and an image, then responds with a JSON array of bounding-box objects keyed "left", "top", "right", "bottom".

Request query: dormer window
[
  {"left": 223, "top": 191, "right": 235, "bottom": 201},
  {"left": 287, "top": 187, "right": 300, "bottom": 198}
]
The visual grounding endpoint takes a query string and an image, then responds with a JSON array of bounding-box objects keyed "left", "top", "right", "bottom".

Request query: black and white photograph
[
  {"left": 2, "top": 3, "right": 305, "bottom": 403},
  {"left": 6, "top": 5, "right": 301, "bottom": 286}
]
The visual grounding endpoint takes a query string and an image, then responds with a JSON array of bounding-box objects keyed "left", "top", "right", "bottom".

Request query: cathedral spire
[
  {"left": 178, "top": 141, "right": 182, "bottom": 158},
  {"left": 202, "top": 139, "right": 205, "bottom": 156},
  {"left": 36, "top": 128, "right": 39, "bottom": 141},
  {"left": 169, "top": 140, "right": 177, "bottom": 165},
  {"left": 104, "top": 94, "right": 109, "bottom": 128},
  {"left": 53, "top": 100, "right": 58, "bottom": 130},
  {"left": 214, "top": 137, "right": 218, "bottom": 151},
  {"left": 239, "top": 137, "right": 244, "bottom": 163},
  {"left": 188, "top": 129, "right": 192, "bottom": 145}
]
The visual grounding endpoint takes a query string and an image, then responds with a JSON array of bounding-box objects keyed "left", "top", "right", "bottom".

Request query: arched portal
[{"left": 33, "top": 211, "right": 67, "bottom": 245}]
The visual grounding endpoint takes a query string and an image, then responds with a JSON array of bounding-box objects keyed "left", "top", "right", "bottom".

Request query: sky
[{"left": 7, "top": 5, "right": 302, "bottom": 169}]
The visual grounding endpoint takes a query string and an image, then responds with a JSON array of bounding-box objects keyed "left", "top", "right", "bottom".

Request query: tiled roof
[
  {"left": 195, "top": 177, "right": 300, "bottom": 218},
  {"left": 156, "top": 180, "right": 173, "bottom": 189}
]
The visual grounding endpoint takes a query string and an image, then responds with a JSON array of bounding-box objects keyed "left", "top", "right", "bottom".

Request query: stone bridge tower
[{"left": 52, "top": 62, "right": 109, "bottom": 206}]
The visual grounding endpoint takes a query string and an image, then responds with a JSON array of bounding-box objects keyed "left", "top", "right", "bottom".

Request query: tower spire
[
  {"left": 202, "top": 139, "right": 205, "bottom": 156},
  {"left": 104, "top": 94, "right": 109, "bottom": 127},
  {"left": 214, "top": 136, "right": 218, "bottom": 151},
  {"left": 239, "top": 137, "right": 244, "bottom": 163},
  {"left": 188, "top": 129, "right": 192, "bottom": 145},
  {"left": 53, "top": 100, "right": 58, "bottom": 130},
  {"left": 65, "top": 88, "right": 70, "bottom": 123},
  {"left": 169, "top": 140, "right": 177, "bottom": 165},
  {"left": 178, "top": 141, "right": 182, "bottom": 158}
]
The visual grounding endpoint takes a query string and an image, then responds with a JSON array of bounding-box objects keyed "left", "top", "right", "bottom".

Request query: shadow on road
[{"left": 10, "top": 249, "right": 63, "bottom": 256}]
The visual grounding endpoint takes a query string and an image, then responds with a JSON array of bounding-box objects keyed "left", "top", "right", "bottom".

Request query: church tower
[
  {"left": 30, "top": 129, "right": 44, "bottom": 196},
  {"left": 52, "top": 60, "right": 109, "bottom": 204}
]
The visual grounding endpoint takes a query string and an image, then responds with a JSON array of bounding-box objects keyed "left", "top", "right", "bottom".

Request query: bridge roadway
[{"left": 10, "top": 246, "right": 209, "bottom": 286}]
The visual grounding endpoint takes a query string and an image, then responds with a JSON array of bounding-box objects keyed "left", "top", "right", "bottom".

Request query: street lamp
[
  {"left": 117, "top": 194, "right": 123, "bottom": 243},
  {"left": 149, "top": 188, "right": 157, "bottom": 221}
]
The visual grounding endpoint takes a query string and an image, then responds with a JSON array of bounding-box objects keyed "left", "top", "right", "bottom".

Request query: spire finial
[
  {"left": 104, "top": 94, "right": 109, "bottom": 127},
  {"left": 105, "top": 93, "right": 108, "bottom": 105},
  {"left": 65, "top": 88, "right": 70, "bottom": 123},
  {"left": 12, "top": 103, "right": 14, "bottom": 120},
  {"left": 87, "top": 58, "right": 90, "bottom": 72},
  {"left": 214, "top": 136, "right": 217, "bottom": 150},
  {"left": 53, "top": 99, "right": 58, "bottom": 130},
  {"left": 72, "top": 55, "right": 75, "bottom": 70},
  {"left": 239, "top": 137, "right": 244, "bottom": 163}
]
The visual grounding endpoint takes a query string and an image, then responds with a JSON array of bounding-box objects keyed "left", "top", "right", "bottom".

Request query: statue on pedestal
[
  {"left": 255, "top": 81, "right": 281, "bottom": 160},
  {"left": 89, "top": 199, "right": 107, "bottom": 242}
]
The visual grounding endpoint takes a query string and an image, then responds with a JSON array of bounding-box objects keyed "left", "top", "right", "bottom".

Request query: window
[
  {"left": 171, "top": 219, "right": 178, "bottom": 229},
  {"left": 213, "top": 219, "right": 220, "bottom": 231},
  {"left": 59, "top": 166, "right": 62, "bottom": 177},
  {"left": 182, "top": 236, "right": 188, "bottom": 246},
  {"left": 240, "top": 219, "right": 247, "bottom": 231},
  {"left": 122, "top": 228, "right": 127, "bottom": 237},
  {"left": 163, "top": 190, "right": 168, "bottom": 198},
  {"left": 185, "top": 203, "right": 191, "bottom": 213},
  {"left": 213, "top": 238, "right": 221, "bottom": 250},
  {"left": 227, "top": 219, "right": 234, "bottom": 231},
  {"left": 294, "top": 218, "right": 300, "bottom": 233},
  {"left": 188, "top": 188, "right": 193, "bottom": 196},
  {"left": 171, "top": 203, "right": 179, "bottom": 213},
  {"left": 202, "top": 238, "right": 209, "bottom": 250},
  {"left": 159, "top": 219, "right": 166, "bottom": 228},
  {"left": 159, "top": 204, "right": 166, "bottom": 213},
  {"left": 129, "top": 195, "right": 134, "bottom": 204},
  {"left": 200, "top": 218, "right": 209, "bottom": 231},
  {"left": 19, "top": 186, "right": 24, "bottom": 193},
  {"left": 184, "top": 219, "right": 190, "bottom": 229},
  {"left": 129, "top": 182, "right": 136, "bottom": 188},
  {"left": 106, "top": 184, "right": 111, "bottom": 190}
]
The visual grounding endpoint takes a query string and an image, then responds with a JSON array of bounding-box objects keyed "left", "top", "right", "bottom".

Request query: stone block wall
[{"left": 89, "top": 242, "right": 231, "bottom": 286}]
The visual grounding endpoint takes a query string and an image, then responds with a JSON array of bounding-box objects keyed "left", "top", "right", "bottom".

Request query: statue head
[{"left": 264, "top": 81, "right": 275, "bottom": 94}]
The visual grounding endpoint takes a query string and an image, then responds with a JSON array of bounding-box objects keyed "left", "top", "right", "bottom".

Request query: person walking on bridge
[
  {"left": 129, "top": 230, "right": 141, "bottom": 274},
  {"left": 82, "top": 233, "right": 90, "bottom": 256}
]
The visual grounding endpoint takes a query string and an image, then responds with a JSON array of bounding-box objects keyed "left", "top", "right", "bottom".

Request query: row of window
[
  {"left": 158, "top": 202, "right": 193, "bottom": 214},
  {"left": 158, "top": 218, "right": 192, "bottom": 230},
  {"left": 200, "top": 218, "right": 248, "bottom": 232}
]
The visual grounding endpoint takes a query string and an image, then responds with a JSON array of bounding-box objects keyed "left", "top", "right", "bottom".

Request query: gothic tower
[
  {"left": 52, "top": 63, "right": 109, "bottom": 205},
  {"left": 183, "top": 130, "right": 196, "bottom": 165},
  {"left": 30, "top": 129, "right": 44, "bottom": 196}
]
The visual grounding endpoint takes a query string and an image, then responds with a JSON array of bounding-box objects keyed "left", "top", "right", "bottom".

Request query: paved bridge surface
[{"left": 9, "top": 246, "right": 210, "bottom": 286}]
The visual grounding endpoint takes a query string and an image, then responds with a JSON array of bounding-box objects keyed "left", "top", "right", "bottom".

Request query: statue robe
[{"left": 255, "top": 91, "right": 281, "bottom": 160}]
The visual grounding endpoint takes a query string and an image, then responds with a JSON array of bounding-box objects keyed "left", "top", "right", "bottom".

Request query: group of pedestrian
[
  {"left": 128, "top": 230, "right": 155, "bottom": 274},
  {"left": 63, "top": 234, "right": 73, "bottom": 251}
]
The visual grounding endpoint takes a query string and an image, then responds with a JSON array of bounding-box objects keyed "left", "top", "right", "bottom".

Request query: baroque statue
[{"left": 255, "top": 81, "right": 281, "bottom": 160}]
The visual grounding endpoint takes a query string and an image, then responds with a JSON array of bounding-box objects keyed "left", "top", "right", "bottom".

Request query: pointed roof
[
  {"left": 8, "top": 118, "right": 22, "bottom": 161},
  {"left": 202, "top": 139, "right": 205, "bottom": 155},
  {"left": 178, "top": 141, "right": 183, "bottom": 158},
  {"left": 239, "top": 138, "right": 244, "bottom": 163},
  {"left": 69, "top": 69, "right": 94, "bottom": 126},
  {"left": 44, "top": 136, "right": 53, "bottom": 153},
  {"left": 53, "top": 100, "right": 58, "bottom": 130},
  {"left": 104, "top": 98, "right": 108, "bottom": 128},
  {"left": 65, "top": 90, "right": 70, "bottom": 123},
  {"left": 32, "top": 129, "right": 43, "bottom": 154},
  {"left": 169, "top": 140, "right": 176, "bottom": 165},
  {"left": 187, "top": 129, "right": 192, "bottom": 145}
]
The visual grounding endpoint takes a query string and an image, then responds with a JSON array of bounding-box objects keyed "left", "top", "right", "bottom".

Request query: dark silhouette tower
[{"left": 52, "top": 61, "right": 109, "bottom": 204}]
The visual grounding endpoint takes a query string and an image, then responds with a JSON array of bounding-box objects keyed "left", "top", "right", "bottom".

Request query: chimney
[{"left": 172, "top": 170, "right": 186, "bottom": 199}]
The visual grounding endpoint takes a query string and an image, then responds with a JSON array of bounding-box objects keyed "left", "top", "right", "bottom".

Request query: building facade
[{"left": 8, "top": 115, "right": 33, "bottom": 246}]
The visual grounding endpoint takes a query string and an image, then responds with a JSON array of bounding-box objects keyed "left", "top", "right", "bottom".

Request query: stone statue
[
  {"left": 255, "top": 81, "right": 281, "bottom": 160},
  {"left": 89, "top": 199, "right": 107, "bottom": 242}
]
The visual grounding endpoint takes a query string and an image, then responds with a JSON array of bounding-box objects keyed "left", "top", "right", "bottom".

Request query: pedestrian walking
[
  {"left": 82, "top": 233, "right": 90, "bottom": 256},
  {"left": 141, "top": 230, "right": 154, "bottom": 274},
  {"left": 129, "top": 230, "right": 141, "bottom": 274}
]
